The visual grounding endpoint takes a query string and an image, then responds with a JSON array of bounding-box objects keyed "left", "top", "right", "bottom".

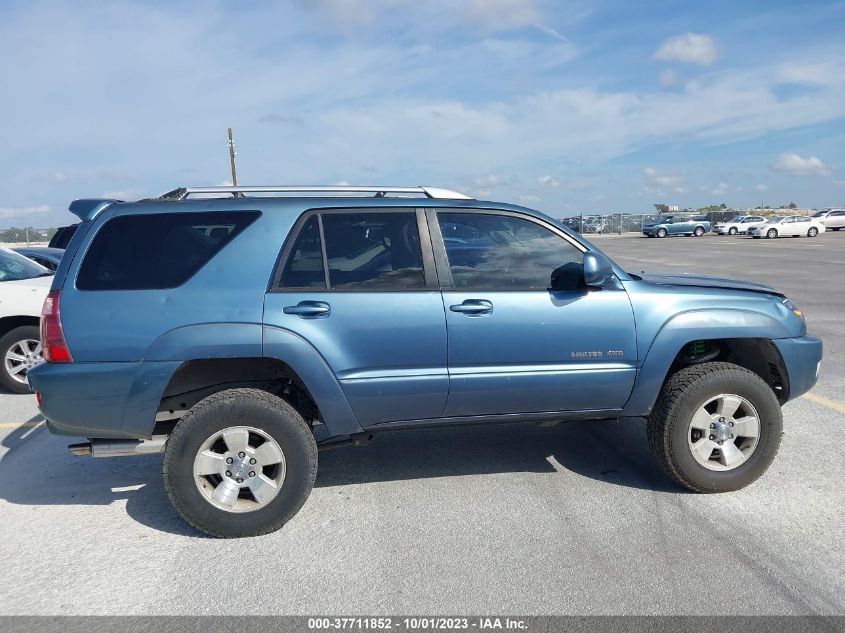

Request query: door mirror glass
[{"left": 583, "top": 251, "right": 615, "bottom": 288}]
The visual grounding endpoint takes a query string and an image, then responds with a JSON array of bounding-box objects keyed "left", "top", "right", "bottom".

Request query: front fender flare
[{"left": 622, "top": 308, "right": 793, "bottom": 416}]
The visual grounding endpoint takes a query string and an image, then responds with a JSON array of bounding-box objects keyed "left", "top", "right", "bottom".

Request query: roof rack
[{"left": 157, "top": 185, "right": 472, "bottom": 200}]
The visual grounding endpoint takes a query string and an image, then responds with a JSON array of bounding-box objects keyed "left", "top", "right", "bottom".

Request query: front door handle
[
  {"left": 449, "top": 299, "right": 493, "bottom": 316},
  {"left": 283, "top": 301, "right": 331, "bottom": 318}
]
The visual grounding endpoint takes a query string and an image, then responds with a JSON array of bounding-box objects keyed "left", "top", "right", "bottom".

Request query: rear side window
[
  {"left": 77, "top": 211, "right": 259, "bottom": 290},
  {"left": 279, "top": 211, "right": 426, "bottom": 290}
]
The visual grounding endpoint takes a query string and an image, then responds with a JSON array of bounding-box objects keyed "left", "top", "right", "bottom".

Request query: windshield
[
  {"left": 766, "top": 217, "right": 785, "bottom": 224},
  {"left": 0, "top": 246, "right": 51, "bottom": 282},
  {"left": 812, "top": 211, "right": 827, "bottom": 217}
]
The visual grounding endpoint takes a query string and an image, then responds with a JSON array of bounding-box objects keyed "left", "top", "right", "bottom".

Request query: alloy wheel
[
  {"left": 687, "top": 394, "right": 760, "bottom": 471},
  {"left": 193, "top": 426, "right": 287, "bottom": 513},
  {"left": 3, "top": 338, "right": 44, "bottom": 385}
]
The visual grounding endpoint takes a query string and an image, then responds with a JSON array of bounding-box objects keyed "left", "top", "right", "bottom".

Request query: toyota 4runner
[{"left": 28, "top": 185, "right": 823, "bottom": 537}]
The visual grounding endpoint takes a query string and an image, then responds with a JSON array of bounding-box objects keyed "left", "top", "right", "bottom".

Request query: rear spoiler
[{"left": 68, "top": 198, "right": 122, "bottom": 222}]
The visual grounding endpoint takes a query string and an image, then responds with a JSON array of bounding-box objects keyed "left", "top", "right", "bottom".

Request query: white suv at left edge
[
  {"left": 748, "top": 215, "right": 826, "bottom": 239},
  {"left": 713, "top": 215, "right": 766, "bottom": 235},
  {"left": 0, "top": 246, "right": 52, "bottom": 393}
]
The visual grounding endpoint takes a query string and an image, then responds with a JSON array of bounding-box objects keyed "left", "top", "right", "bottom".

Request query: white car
[
  {"left": 0, "top": 246, "right": 52, "bottom": 393},
  {"left": 713, "top": 215, "right": 766, "bottom": 235},
  {"left": 811, "top": 209, "right": 845, "bottom": 231},
  {"left": 748, "top": 215, "right": 826, "bottom": 239}
]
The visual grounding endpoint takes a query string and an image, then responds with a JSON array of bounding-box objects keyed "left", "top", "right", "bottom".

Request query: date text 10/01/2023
[{"left": 307, "top": 617, "right": 528, "bottom": 630}]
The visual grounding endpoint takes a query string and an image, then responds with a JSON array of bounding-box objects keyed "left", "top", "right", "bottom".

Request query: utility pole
[{"left": 227, "top": 127, "right": 239, "bottom": 187}]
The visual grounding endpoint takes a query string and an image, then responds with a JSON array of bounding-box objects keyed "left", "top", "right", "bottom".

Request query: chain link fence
[
  {"left": 559, "top": 211, "right": 752, "bottom": 235},
  {"left": 0, "top": 227, "right": 57, "bottom": 246}
]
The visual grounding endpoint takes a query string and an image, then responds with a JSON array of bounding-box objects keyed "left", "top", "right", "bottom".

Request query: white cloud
[
  {"left": 833, "top": 180, "right": 845, "bottom": 186},
  {"left": 100, "top": 190, "right": 142, "bottom": 200},
  {"left": 644, "top": 167, "right": 683, "bottom": 187},
  {"left": 755, "top": 184, "right": 769, "bottom": 192},
  {"left": 659, "top": 69, "right": 680, "bottom": 87},
  {"left": 710, "top": 182, "right": 729, "bottom": 195},
  {"left": 537, "top": 175, "right": 561, "bottom": 188},
  {"left": 0, "top": 205, "right": 50, "bottom": 221},
  {"left": 519, "top": 194, "right": 540, "bottom": 203},
  {"left": 770, "top": 153, "right": 831, "bottom": 176},
  {"left": 654, "top": 33, "right": 718, "bottom": 65}
]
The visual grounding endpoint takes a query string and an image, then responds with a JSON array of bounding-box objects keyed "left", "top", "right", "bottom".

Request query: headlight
[{"left": 783, "top": 298, "right": 804, "bottom": 319}]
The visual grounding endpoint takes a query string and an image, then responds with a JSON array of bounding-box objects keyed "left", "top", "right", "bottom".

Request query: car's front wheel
[
  {"left": 647, "top": 362, "right": 782, "bottom": 493},
  {"left": 766, "top": 228, "right": 778, "bottom": 239},
  {"left": 694, "top": 226, "right": 705, "bottom": 237},
  {"left": 163, "top": 388, "right": 318, "bottom": 538},
  {"left": 728, "top": 227, "right": 738, "bottom": 235},
  {"left": 657, "top": 228, "right": 668, "bottom": 238},
  {"left": 0, "top": 325, "right": 43, "bottom": 394}
]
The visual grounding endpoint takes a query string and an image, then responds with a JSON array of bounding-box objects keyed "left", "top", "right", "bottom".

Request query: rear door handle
[
  {"left": 449, "top": 299, "right": 493, "bottom": 316},
  {"left": 283, "top": 301, "right": 331, "bottom": 318}
]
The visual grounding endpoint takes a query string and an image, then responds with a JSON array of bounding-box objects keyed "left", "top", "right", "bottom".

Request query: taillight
[{"left": 41, "top": 289, "right": 72, "bottom": 362}]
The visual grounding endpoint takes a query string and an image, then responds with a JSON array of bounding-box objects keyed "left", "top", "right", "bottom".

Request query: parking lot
[{"left": 0, "top": 231, "right": 842, "bottom": 616}]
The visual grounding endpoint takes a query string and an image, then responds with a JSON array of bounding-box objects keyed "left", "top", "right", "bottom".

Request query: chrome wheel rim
[
  {"left": 687, "top": 394, "right": 760, "bottom": 471},
  {"left": 193, "top": 426, "right": 286, "bottom": 513},
  {"left": 4, "top": 339, "right": 44, "bottom": 384},
  {"left": 767, "top": 229, "right": 777, "bottom": 238}
]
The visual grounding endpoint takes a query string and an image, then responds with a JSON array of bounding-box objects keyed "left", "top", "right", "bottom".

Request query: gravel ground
[{"left": 0, "top": 231, "right": 842, "bottom": 616}]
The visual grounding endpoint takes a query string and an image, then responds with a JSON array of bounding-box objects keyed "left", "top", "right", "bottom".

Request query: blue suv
[{"left": 29, "top": 185, "right": 823, "bottom": 537}]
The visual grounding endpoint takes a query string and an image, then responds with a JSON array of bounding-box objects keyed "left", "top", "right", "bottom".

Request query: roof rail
[{"left": 157, "top": 185, "right": 473, "bottom": 200}]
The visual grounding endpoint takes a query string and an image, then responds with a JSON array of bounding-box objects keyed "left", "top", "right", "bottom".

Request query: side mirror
[{"left": 583, "top": 251, "right": 615, "bottom": 288}]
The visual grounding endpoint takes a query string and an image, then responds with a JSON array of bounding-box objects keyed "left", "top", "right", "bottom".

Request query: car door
[
  {"left": 829, "top": 210, "right": 845, "bottom": 228},
  {"left": 786, "top": 215, "right": 807, "bottom": 236},
  {"left": 429, "top": 208, "right": 637, "bottom": 417},
  {"left": 263, "top": 208, "right": 448, "bottom": 425}
]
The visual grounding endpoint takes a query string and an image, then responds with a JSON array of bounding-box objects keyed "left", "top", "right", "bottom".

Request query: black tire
[
  {"left": 767, "top": 228, "right": 778, "bottom": 239},
  {"left": 647, "top": 362, "right": 782, "bottom": 493},
  {"left": 807, "top": 227, "right": 818, "bottom": 237},
  {"left": 832, "top": 227, "right": 840, "bottom": 231},
  {"left": 163, "top": 388, "right": 318, "bottom": 538},
  {"left": 0, "top": 325, "right": 41, "bottom": 394},
  {"left": 694, "top": 226, "right": 705, "bottom": 237},
  {"left": 728, "top": 227, "right": 738, "bottom": 235},
  {"left": 657, "top": 228, "right": 668, "bottom": 238}
]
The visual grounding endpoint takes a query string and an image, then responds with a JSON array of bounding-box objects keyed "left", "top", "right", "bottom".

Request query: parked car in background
[
  {"left": 642, "top": 215, "right": 710, "bottom": 238},
  {"left": 713, "top": 216, "right": 766, "bottom": 235},
  {"left": 12, "top": 246, "right": 64, "bottom": 271},
  {"left": 0, "top": 246, "right": 52, "bottom": 393},
  {"left": 812, "top": 209, "right": 845, "bottom": 231},
  {"left": 28, "top": 185, "right": 822, "bottom": 537},
  {"left": 48, "top": 223, "right": 79, "bottom": 249},
  {"left": 748, "top": 215, "right": 826, "bottom": 239}
]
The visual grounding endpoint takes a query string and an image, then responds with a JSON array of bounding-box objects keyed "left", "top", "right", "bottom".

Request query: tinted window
[
  {"left": 280, "top": 216, "right": 325, "bottom": 289},
  {"left": 437, "top": 212, "right": 583, "bottom": 290},
  {"left": 77, "top": 211, "right": 259, "bottom": 290},
  {"left": 322, "top": 212, "right": 425, "bottom": 290}
]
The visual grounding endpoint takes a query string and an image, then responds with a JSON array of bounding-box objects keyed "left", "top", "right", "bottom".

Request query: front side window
[
  {"left": 77, "top": 211, "right": 259, "bottom": 290},
  {"left": 437, "top": 212, "right": 584, "bottom": 290},
  {"left": 280, "top": 210, "right": 426, "bottom": 290}
]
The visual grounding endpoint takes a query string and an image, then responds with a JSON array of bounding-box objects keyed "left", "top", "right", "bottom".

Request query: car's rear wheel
[
  {"left": 766, "top": 228, "right": 778, "bottom": 239},
  {"left": 694, "top": 226, "right": 705, "bottom": 237},
  {"left": 657, "top": 228, "right": 668, "bottom": 238},
  {"left": 0, "top": 325, "right": 43, "bottom": 394},
  {"left": 647, "top": 362, "right": 782, "bottom": 493},
  {"left": 163, "top": 388, "right": 318, "bottom": 538},
  {"left": 807, "top": 227, "right": 818, "bottom": 237},
  {"left": 728, "top": 227, "right": 738, "bottom": 235}
]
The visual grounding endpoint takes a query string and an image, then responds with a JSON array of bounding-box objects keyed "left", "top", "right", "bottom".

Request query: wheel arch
[
  {"left": 624, "top": 309, "right": 794, "bottom": 416},
  {"left": 0, "top": 315, "right": 40, "bottom": 339}
]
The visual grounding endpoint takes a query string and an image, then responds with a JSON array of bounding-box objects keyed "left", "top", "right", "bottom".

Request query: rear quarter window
[{"left": 76, "top": 211, "right": 259, "bottom": 290}]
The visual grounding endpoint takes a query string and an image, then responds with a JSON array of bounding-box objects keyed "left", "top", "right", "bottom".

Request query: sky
[{"left": 1, "top": 0, "right": 844, "bottom": 227}]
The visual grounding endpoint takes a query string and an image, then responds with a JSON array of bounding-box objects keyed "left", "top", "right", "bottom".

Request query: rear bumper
[
  {"left": 774, "top": 335, "right": 823, "bottom": 402},
  {"left": 27, "top": 360, "right": 180, "bottom": 439}
]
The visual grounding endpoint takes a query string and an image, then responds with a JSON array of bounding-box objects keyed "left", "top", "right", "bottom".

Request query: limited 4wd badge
[{"left": 571, "top": 350, "right": 624, "bottom": 358}]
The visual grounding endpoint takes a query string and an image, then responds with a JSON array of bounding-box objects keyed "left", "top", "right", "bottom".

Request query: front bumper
[{"left": 774, "top": 335, "right": 823, "bottom": 402}]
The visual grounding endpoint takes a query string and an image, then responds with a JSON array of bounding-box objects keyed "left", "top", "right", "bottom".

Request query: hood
[
  {"left": 640, "top": 272, "right": 782, "bottom": 296},
  {"left": 3, "top": 274, "right": 53, "bottom": 290}
]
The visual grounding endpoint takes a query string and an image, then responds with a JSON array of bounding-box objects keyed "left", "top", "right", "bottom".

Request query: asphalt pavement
[{"left": 0, "top": 231, "right": 842, "bottom": 615}]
